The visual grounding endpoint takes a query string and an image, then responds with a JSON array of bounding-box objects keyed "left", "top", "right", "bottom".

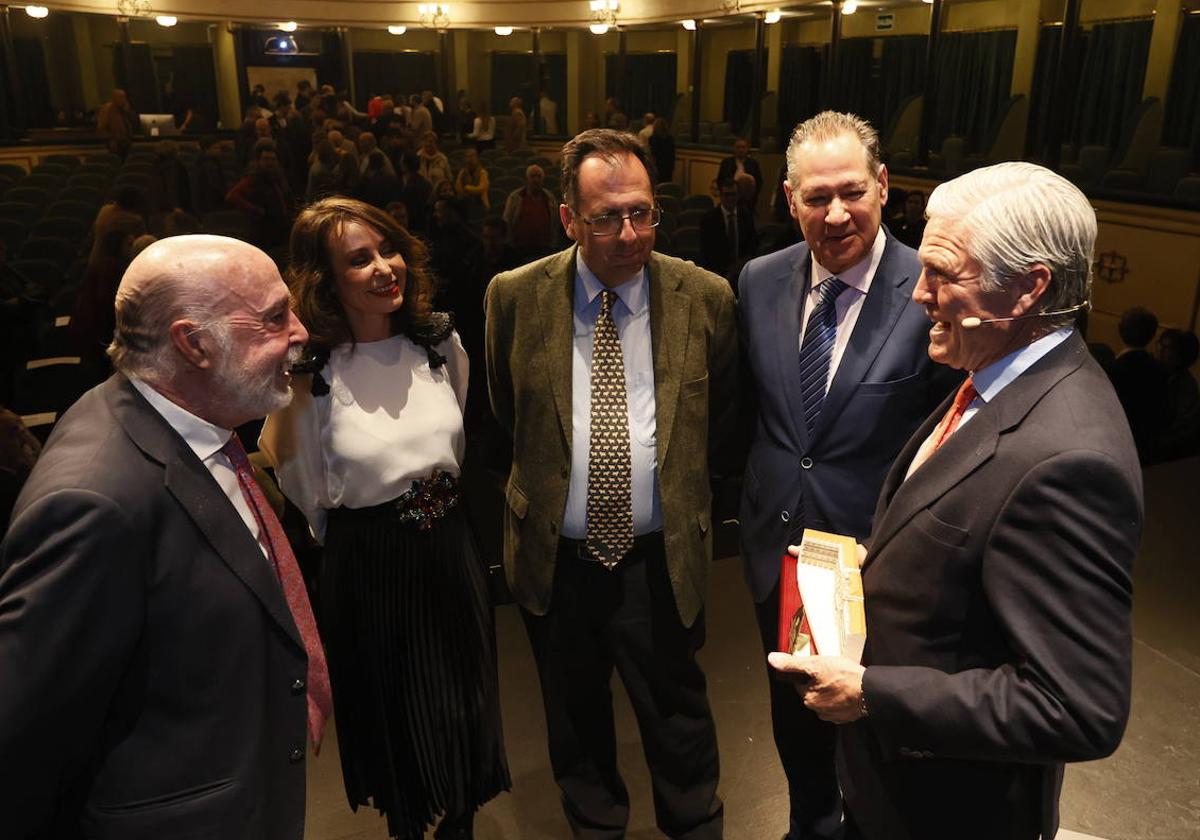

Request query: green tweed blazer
[{"left": 484, "top": 246, "right": 738, "bottom": 627}]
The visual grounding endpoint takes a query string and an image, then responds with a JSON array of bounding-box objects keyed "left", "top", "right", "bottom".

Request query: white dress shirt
[
  {"left": 799, "top": 226, "right": 888, "bottom": 395},
  {"left": 129, "top": 376, "right": 266, "bottom": 555},
  {"left": 562, "top": 251, "right": 662, "bottom": 539}
]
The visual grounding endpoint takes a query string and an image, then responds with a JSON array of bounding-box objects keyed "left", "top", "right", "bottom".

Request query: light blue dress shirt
[
  {"left": 959, "top": 326, "right": 1074, "bottom": 429},
  {"left": 561, "top": 251, "right": 663, "bottom": 539}
]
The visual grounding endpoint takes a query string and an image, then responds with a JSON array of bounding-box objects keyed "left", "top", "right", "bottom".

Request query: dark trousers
[
  {"left": 522, "top": 535, "right": 723, "bottom": 839},
  {"left": 754, "top": 582, "right": 843, "bottom": 840}
]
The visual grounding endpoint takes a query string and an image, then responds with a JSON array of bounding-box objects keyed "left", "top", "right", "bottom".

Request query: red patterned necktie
[
  {"left": 221, "top": 434, "right": 333, "bottom": 753},
  {"left": 932, "top": 375, "right": 978, "bottom": 450}
]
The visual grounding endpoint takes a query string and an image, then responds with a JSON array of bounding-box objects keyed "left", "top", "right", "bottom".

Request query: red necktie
[
  {"left": 221, "top": 435, "right": 333, "bottom": 753},
  {"left": 932, "top": 375, "right": 978, "bottom": 450}
]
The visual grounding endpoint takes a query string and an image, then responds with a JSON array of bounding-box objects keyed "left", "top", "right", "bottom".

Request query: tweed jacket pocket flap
[{"left": 506, "top": 481, "right": 529, "bottom": 520}]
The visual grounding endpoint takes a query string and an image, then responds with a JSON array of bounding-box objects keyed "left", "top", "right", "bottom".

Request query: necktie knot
[
  {"left": 933, "top": 376, "right": 978, "bottom": 450},
  {"left": 221, "top": 434, "right": 251, "bottom": 471},
  {"left": 599, "top": 289, "right": 617, "bottom": 318},
  {"left": 817, "top": 276, "right": 847, "bottom": 306}
]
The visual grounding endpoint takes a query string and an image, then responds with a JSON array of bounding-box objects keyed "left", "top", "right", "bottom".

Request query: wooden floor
[{"left": 305, "top": 456, "right": 1200, "bottom": 840}]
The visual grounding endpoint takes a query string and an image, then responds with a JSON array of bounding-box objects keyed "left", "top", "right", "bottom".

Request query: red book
[{"left": 777, "top": 550, "right": 814, "bottom": 655}]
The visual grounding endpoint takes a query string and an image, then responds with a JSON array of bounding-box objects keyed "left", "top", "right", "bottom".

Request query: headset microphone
[{"left": 960, "top": 302, "right": 1090, "bottom": 330}]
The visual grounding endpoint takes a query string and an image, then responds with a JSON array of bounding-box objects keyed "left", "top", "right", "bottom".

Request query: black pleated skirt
[{"left": 321, "top": 502, "right": 511, "bottom": 839}]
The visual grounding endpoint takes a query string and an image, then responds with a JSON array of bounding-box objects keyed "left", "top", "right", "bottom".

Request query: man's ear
[
  {"left": 560, "top": 203, "right": 578, "bottom": 242},
  {"left": 167, "top": 320, "right": 217, "bottom": 370},
  {"left": 1012, "top": 264, "right": 1053, "bottom": 317}
]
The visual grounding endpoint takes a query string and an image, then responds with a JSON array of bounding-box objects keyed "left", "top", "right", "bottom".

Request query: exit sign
[{"left": 876, "top": 12, "right": 895, "bottom": 30}]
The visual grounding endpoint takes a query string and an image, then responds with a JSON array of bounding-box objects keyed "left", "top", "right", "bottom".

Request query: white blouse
[{"left": 259, "top": 331, "right": 469, "bottom": 543}]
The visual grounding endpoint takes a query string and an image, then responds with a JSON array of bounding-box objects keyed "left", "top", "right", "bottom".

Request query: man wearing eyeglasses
[{"left": 485, "top": 128, "right": 736, "bottom": 839}]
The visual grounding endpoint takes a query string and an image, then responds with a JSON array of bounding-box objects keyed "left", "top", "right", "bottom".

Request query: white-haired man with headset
[{"left": 770, "top": 161, "right": 1143, "bottom": 840}]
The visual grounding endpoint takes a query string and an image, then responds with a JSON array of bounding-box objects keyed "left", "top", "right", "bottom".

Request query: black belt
[{"left": 558, "top": 532, "right": 664, "bottom": 565}]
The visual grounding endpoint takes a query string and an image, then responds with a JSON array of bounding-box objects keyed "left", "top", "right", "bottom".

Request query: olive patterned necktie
[{"left": 586, "top": 289, "right": 634, "bottom": 569}]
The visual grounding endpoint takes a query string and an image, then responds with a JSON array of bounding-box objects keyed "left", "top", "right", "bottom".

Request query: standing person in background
[
  {"left": 1109, "top": 306, "right": 1168, "bottom": 461},
  {"left": 648, "top": 118, "right": 676, "bottom": 184},
  {"left": 409, "top": 94, "right": 434, "bottom": 142},
  {"left": 261, "top": 198, "right": 510, "bottom": 840},
  {"left": 226, "top": 140, "right": 295, "bottom": 250},
  {"left": 417, "top": 133, "right": 454, "bottom": 193},
  {"left": 717, "top": 138, "right": 763, "bottom": 210},
  {"left": 537, "top": 90, "right": 558, "bottom": 135},
  {"left": 97, "top": 88, "right": 136, "bottom": 159},
  {"left": 504, "top": 97, "right": 528, "bottom": 152},
  {"left": 637, "top": 113, "right": 656, "bottom": 142},
  {"left": 87, "top": 184, "right": 146, "bottom": 271},
  {"left": 501, "top": 164, "right": 558, "bottom": 261},
  {"left": 700, "top": 179, "right": 756, "bottom": 287},
  {"left": 468, "top": 102, "right": 496, "bottom": 152},
  {"left": 455, "top": 148, "right": 490, "bottom": 217},
  {"left": 485, "top": 128, "right": 735, "bottom": 840},
  {"left": 397, "top": 151, "right": 432, "bottom": 234}
]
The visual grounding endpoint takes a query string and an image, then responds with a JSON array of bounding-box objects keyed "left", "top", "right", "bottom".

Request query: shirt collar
[
  {"left": 575, "top": 249, "right": 649, "bottom": 317},
  {"left": 129, "top": 375, "right": 235, "bottom": 461},
  {"left": 971, "top": 327, "right": 1074, "bottom": 403},
  {"left": 811, "top": 225, "right": 887, "bottom": 297}
]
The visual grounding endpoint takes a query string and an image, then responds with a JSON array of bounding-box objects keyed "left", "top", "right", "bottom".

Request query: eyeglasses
[{"left": 579, "top": 206, "right": 662, "bottom": 236}]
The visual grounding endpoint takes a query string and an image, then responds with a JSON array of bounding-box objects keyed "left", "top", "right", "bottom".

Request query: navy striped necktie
[{"left": 798, "top": 277, "right": 847, "bottom": 436}]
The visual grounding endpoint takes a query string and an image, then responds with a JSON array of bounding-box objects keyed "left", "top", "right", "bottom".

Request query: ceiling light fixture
[
  {"left": 589, "top": 0, "right": 618, "bottom": 34},
  {"left": 156, "top": 14, "right": 177, "bottom": 25},
  {"left": 589, "top": 23, "right": 609, "bottom": 34},
  {"left": 842, "top": 0, "right": 858, "bottom": 13},
  {"left": 388, "top": 24, "right": 407, "bottom": 34},
  {"left": 682, "top": 19, "right": 696, "bottom": 30},
  {"left": 495, "top": 26, "right": 513, "bottom": 35},
  {"left": 764, "top": 10, "right": 782, "bottom": 23},
  {"left": 278, "top": 20, "right": 298, "bottom": 31},
  {"left": 25, "top": 4, "right": 49, "bottom": 16}
]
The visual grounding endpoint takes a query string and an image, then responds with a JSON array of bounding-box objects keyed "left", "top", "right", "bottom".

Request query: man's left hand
[{"left": 767, "top": 653, "right": 866, "bottom": 723}]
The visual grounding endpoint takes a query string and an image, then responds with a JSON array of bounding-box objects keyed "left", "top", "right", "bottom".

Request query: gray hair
[
  {"left": 108, "top": 260, "right": 232, "bottom": 382},
  {"left": 785, "top": 111, "right": 883, "bottom": 189},
  {"left": 926, "top": 161, "right": 1095, "bottom": 328}
]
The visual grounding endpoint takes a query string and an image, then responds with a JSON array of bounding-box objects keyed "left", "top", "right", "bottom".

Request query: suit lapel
[
  {"left": 774, "top": 247, "right": 812, "bottom": 448},
  {"left": 813, "top": 233, "right": 916, "bottom": 444},
  {"left": 534, "top": 248, "right": 578, "bottom": 450},
  {"left": 106, "top": 377, "right": 303, "bottom": 651},
  {"left": 649, "top": 254, "right": 692, "bottom": 463},
  {"left": 863, "top": 332, "right": 1090, "bottom": 570}
]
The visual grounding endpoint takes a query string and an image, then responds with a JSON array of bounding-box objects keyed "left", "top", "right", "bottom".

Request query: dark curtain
[
  {"left": 604, "top": 53, "right": 677, "bottom": 121},
  {"left": 931, "top": 29, "right": 1017, "bottom": 150},
  {"left": 113, "top": 42, "right": 158, "bottom": 120},
  {"left": 879, "top": 35, "right": 926, "bottom": 139},
  {"left": 166, "top": 46, "right": 218, "bottom": 128},
  {"left": 778, "top": 45, "right": 823, "bottom": 137},
  {"left": 355, "top": 51, "right": 437, "bottom": 104},
  {"left": 724, "top": 49, "right": 755, "bottom": 131},
  {"left": 828, "top": 38, "right": 876, "bottom": 124},
  {"left": 1162, "top": 14, "right": 1200, "bottom": 166},
  {"left": 13, "top": 38, "right": 52, "bottom": 128},
  {"left": 1070, "top": 20, "right": 1153, "bottom": 150},
  {"left": 1027, "top": 24, "right": 1061, "bottom": 160},
  {"left": 491, "top": 52, "right": 536, "bottom": 115}
]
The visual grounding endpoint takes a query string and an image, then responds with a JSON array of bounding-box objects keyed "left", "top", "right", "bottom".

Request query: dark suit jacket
[
  {"left": 737, "top": 230, "right": 956, "bottom": 601},
  {"left": 0, "top": 375, "right": 308, "bottom": 840},
  {"left": 485, "top": 246, "right": 738, "bottom": 627},
  {"left": 840, "top": 333, "right": 1142, "bottom": 840},
  {"left": 699, "top": 203, "right": 757, "bottom": 281},
  {"left": 717, "top": 155, "right": 764, "bottom": 203}
]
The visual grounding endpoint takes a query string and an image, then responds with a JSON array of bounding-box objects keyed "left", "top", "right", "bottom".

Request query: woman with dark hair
[{"left": 259, "top": 197, "right": 509, "bottom": 840}]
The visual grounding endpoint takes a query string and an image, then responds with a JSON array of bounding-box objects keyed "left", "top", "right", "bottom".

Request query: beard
[{"left": 211, "top": 342, "right": 304, "bottom": 421}]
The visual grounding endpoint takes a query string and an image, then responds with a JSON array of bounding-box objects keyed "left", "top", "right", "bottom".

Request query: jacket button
[
  {"left": 780, "top": 510, "right": 790, "bottom": 523},
  {"left": 800, "top": 456, "right": 814, "bottom": 469},
  {"left": 291, "top": 678, "right": 306, "bottom": 694},
  {"left": 288, "top": 747, "right": 304, "bottom": 763}
]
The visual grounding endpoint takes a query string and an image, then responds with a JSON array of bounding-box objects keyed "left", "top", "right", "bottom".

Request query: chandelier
[
  {"left": 589, "top": 0, "right": 618, "bottom": 34},
  {"left": 116, "top": 0, "right": 152, "bottom": 16},
  {"left": 417, "top": 3, "right": 450, "bottom": 29}
]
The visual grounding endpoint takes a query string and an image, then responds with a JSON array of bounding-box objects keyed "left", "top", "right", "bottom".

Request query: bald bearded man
[{"left": 0, "top": 236, "right": 317, "bottom": 839}]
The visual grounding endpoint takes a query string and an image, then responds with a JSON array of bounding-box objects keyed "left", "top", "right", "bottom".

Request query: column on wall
[
  {"left": 212, "top": 21, "right": 240, "bottom": 131},
  {"left": 453, "top": 29, "right": 469, "bottom": 98},
  {"left": 72, "top": 13, "right": 100, "bottom": 109},
  {"left": 1010, "top": 0, "right": 1041, "bottom": 97},
  {"left": 566, "top": 29, "right": 582, "bottom": 137},
  {"left": 1142, "top": 0, "right": 1184, "bottom": 102}
]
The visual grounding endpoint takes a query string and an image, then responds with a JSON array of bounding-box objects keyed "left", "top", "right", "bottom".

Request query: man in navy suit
[{"left": 737, "top": 111, "right": 956, "bottom": 840}]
